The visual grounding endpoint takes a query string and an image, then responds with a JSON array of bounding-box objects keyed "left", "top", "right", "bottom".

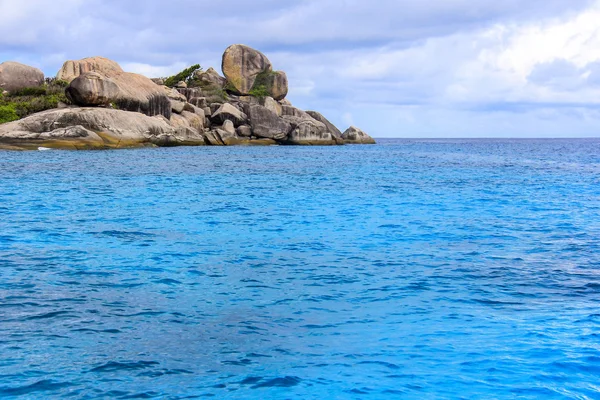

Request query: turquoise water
[{"left": 1, "top": 139, "right": 600, "bottom": 399}]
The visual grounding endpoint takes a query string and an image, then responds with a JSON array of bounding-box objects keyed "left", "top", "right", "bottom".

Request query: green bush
[
  {"left": 248, "top": 85, "right": 270, "bottom": 98},
  {"left": 164, "top": 64, "right": 202, "bottom": 87},
  {"left": 10, "top": 86, "right": 48, "bottom": 97},
  {"left": 0, "top": 105, "right": 19, "bottom": 124},
  {"left": 248, "top": 70, "right": 277, "bottom": 99},
  {"left": 0, "top": 81, "right": 72, "bottom": 124}
]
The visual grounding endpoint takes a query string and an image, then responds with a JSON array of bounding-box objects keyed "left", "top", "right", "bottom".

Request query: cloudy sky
[{"left": 2, "top": 0, "right": 600, "bottom": 137}]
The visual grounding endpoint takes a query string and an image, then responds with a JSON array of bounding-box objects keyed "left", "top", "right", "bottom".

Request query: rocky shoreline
[{"left": 0, "top": 45, "right": 375, "bottom": 150}]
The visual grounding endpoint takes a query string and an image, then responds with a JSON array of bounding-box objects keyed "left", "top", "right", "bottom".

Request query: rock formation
[
  {"left": 342, "top": 126, "right": 376, "bottom": 144},
  {"left": 306, "top": 111, "right": 343, "bottom": 139},
  {"left": 0, "top": 107, "right": 205, "bottom": 150},
  {"left": 195, "top": 67, "right": 226, "bottom": 88},
  {"left": 0, "top": 62, "right": 44, "bottom": 93},
  {"left": 66, "top": 70, "right": 172, "bottom": 119},
  {"left": 0, "top": 44, "right": 375, "bottom": 150},
  {"left": 221, "top": 44, "right": 288, "bottom": 100},
  {"left": 57, "top": 57, "right": 123, "bottom": 83}
]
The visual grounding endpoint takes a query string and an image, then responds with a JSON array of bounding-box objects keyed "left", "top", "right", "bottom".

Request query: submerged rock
[{"left": 0, "top": 61, "right": 44, "bottom": 93}]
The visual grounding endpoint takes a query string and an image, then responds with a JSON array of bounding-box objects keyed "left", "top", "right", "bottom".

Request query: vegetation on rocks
[
  {"left": 0, "top": 78, "right": 70, "bottom": 123},
  {"left": 164, "top": 64, "right": 202, "bottom": 88},
  {"left": 249, "top": 71, "right": 278, "bottom": 99}
]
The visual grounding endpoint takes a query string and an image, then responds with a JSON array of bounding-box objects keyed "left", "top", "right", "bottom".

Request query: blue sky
[{"left": 1, "top": 0, "right": 600, "bottom": 138}]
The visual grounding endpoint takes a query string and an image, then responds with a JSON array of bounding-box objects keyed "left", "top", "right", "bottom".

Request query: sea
[{"left": 1, "top": 138, "right": 600, "bottom": 399}]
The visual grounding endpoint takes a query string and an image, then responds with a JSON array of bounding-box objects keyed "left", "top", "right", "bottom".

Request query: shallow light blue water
[{"left": 1, "top": 139, "right": 600, "bottom": 399}]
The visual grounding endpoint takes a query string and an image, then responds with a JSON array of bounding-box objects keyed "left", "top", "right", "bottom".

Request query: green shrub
[
  {"left": 0, "top": 80, "right": 71, "bottom": 123},
  {"left": 0, "top": 105, "right": 19, "bottom": 124},
  {"left": 248, "top": 70, "right": 277, "bottom": 99},
  {"left": 164, "top": 64, "right": 202, "bottom": 87},
  {"left": 248, "top": 85, "right": 270, "bottom": 98},
  {"left": 11, "top": 86, "right": 47, "bottom": 96},
  {"left": 45, "top": 77, "right": 69, "bottom": 88}
]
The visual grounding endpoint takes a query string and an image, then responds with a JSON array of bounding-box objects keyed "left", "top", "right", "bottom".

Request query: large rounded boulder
[
  {"left": 66, "top": 70, "right": 172, "bottom": 119},
  {"left": 57, "top": 56, "right": 123, "bottom": 83},
  {"left": 222, "top": 44, "right": 272, "bottom": 95},
  {"left": 0, "top": 62, "right": 44, "bottom": 93}
]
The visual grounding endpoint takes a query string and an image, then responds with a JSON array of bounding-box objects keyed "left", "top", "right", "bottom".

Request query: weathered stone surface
[
  {"left": 163, "top": 86, "right": 187, "bottom": 102},
  {"left": 262, "top": 97, "right": 282, "bottom": 117},
  {"left": 183, "top": 102, "right": 195, "bottom": 113},
  {"left": 177, "top": 88, "right": 202, "bottom": 101},
  {"left": 282, "top": 105, "right": 310, "bottom": 119},
  {"left": 279, "top": 106, "right": 338, "bottom": 145},
  {"left": 222, "top": 44, "right": 272, "bottom": 95},
  {"left": 279, "top": 99, "right": 292, "bottom": 106},
  {"left": 306, "top": 111, "right": 343, "bottom": 138},
  {"left": 222, "top": 120, "right": 236, "bottom": 135},
  {"left": 0, "top": 107, "right": 205, "bottom": 150},
  {"left": 170, "top": 111, "right": 205, "bottom": 137},
  {"left": 286, "top": 119, "right": 336, "bottom": 145},
  {"left": 238, "top": 96, "right": 260, "bottom": 106},
  {"left": 214, "top": 129, "right": 237, "bottom": 145},
  {"left": 211, "top": 103, "right": 247, "bottom": 126},
  {"left": 189, "top": 97, "right": 208, "bottom": 108},
  {"left": 65, "top": 72, "right": 120, "bottom": 107},
  {"left": 342, "top": 126, "right": 376, "bottom": 144},
  {"left": 194, "top": 67, "right": 226, "bottom": 88},
  {"left": 204, "top": 130, "right": 224, "bottom": 146},
  {"left": 247, "top": 104, "right": 291, "bottom": 140},
  {"left": 171, "top": 100, "right": 186, "bottom": 114},
  {"left": 210, "top": 103, "right": 222, "bottom": 115},
  {"left": 151, "top": 78, "right": 165, "bottom": 85},
  {"left": 176, "top": 81, "right": 187, "bottom": 88},
  {"left": 187, "top": 104, "right": 205, "bottom": 120},
  {"left": 263, "top": 71, "right": 288, "bottom": 101},
  {"left": 0, "top": 62, "right": 44, "bottom": 93},
  {"left": 67, "top": 71, "right": 172, "bottom": 119},
  {"left": 236, "top": 125, "right": 252, "bottom": 137},
  {"left": 57, "top": 57, "right": 123, "bottom": 83}
]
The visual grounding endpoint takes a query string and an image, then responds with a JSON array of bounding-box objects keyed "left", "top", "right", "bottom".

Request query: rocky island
[{"left": 0, "top": 45, "right": 375, "bottom": 150}]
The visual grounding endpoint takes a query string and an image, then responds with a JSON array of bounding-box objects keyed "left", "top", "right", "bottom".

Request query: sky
[{"left": 1, "top": 0, "right": 600, "bottom": 138}]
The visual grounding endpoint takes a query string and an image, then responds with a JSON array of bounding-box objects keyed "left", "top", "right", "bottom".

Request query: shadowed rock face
[
  {"left": 67, "top": 71, "right": 172, "bottom": 119},
  {"left": 57, "top": 57, "right": 123, "bottom": 83},
  {"left": 222, "top": 44, "right": 273, "bottom": 95},
  {"left": 0, "top": 62, "right": 44, "bottom": 93},
  {"left": 247, "top": 104, "right": 291, "bottom": 140}
]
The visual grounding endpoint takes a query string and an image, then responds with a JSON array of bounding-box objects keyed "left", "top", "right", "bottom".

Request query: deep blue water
[{"left": 1, "top": 139, "right": 600, "bottom": 399}]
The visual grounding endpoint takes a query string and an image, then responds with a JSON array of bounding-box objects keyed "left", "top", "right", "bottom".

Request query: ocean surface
[{"left": 1, "top": 138, "right": 600, "bottom": 399}]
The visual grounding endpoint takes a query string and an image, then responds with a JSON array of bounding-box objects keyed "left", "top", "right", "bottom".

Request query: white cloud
[
  {"left": 121, "top": 62, "right": 188, "bottom": 79},
  {"left": 1, "top": 0, "right": 600, "bottom": 136}
]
